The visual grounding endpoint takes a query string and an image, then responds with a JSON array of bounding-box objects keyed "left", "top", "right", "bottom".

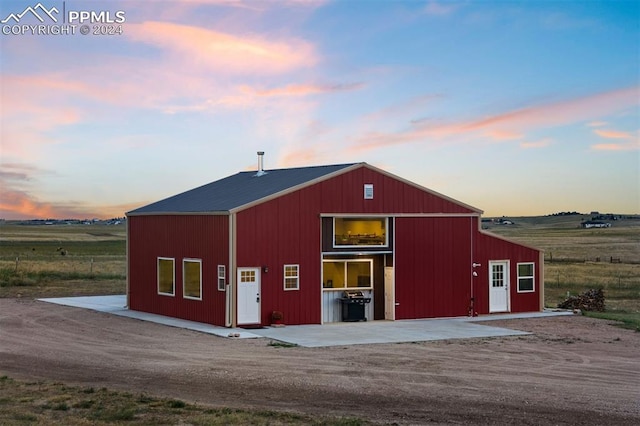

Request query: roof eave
[{"left": 125, "top": 210, "right": 230, "bottom": 217}]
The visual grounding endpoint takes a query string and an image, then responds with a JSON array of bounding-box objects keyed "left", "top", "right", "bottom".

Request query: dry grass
[
  {"left": 2, "top": 217, "right": 638, "bottom": 311},
  {"left": 0, "top": 223, "right": 125, "bottom": 242},
  {"left": 486, "top": 215, "right": 640, "bottom": 315},
  {"left": 0, "top": 376, "right": 365, "bottom": 425},
  {"left": 0, "top": 223, "right": 126, "bottom": 298}
]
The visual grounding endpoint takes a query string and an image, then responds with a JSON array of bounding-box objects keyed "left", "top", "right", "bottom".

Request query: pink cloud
[
  {"left": 0, "top": 186, "right": 138, "bottom": 220},
  {"left": 125, "top": 21, "right": 318, "bottom": 74},
  {"left": 593, "top": 129, "right": 633, "bottom": 139},
  {"left": 248, "top": 82, "right": 363, "bottom": 97},
  {"left": 352, "top": 86, "right": 639, "bottom": 152},
  {"left": 485, "top": 129, "right": 524, "bottom": 141},
  {"left": 0, "top": 188, "right": 58, "bottom": 219},
  {"left": 587, "top": 121, "right": 608, "bottom": 127},
  {"left": 520, "top": 138, "right": 552, "bottom": 149},
  {"left": 463, "top": 86, "right": 637, "bottom": 131},
  {"left": 591, "top": 141, "right": 640, "bottom": 151},
  {"left": 0, "top": 163, "right": 136, "bottom": 220}
]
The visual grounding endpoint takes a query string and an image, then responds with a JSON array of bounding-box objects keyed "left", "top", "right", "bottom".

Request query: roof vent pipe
[{"left": 255, "top": 151, "right": 267, "bottom": 177}]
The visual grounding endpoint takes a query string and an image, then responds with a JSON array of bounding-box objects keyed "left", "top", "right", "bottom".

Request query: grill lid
[{"left": 343, "top": 290, "right": 365, "bottom": 298}]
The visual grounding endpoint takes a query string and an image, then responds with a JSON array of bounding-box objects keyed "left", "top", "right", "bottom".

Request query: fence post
[
  {"left": 90, "top": 258, "right": 94, "bottom": 276},
  {"left": 15, "top": 256, "right": 19, "bottom": 273}
]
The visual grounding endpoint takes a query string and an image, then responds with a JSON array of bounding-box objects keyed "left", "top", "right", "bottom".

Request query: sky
[{"left": 0, "top": 0, "right": 638, "bottom": 220}]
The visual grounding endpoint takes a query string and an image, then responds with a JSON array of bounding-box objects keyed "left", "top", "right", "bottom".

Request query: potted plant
[{"left": 271, "top": 311, "right": 284, "bottom": 326}]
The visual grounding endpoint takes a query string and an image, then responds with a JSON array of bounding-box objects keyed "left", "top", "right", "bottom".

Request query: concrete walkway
[{"left": 40, "top": 295, "right": 574, "bottom": 348}]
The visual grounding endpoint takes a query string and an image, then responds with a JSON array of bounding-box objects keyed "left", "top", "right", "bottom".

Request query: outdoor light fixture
[
  {"left": 263, "top": 266, "right": 268, "bottom": 273},
  {"left": 472, "top": 263, "right": 481, "bottom": 268}
]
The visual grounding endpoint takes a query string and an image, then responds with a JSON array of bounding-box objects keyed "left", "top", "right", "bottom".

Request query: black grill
[{"left": 339, "top": 290, "right": 372, "bottom": 322}]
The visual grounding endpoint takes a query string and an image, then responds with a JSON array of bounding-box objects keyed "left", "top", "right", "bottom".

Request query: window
[
  {"left": 517, "top": 263, "right": 535, "bottom": 292},
  {"left": 364, "top": 184, "right": 374, "bottom": 199},
  {"left": 157, "top": 257, "right": 175, "bottom": 296},
  {"left": 323, "top": 259, "right": 372, "bottom": 289},
  {"left": 217, "top": 265, "right": 226, "bottom": 291},
  {"left": 183, "top": 259, "right": 202, "bottom": 300},
  {"left": 284, "top": 264, "right": 299, "bottom": 290},
  {"left": 334, "top": 217, "right": 387, "bottom": 247}
]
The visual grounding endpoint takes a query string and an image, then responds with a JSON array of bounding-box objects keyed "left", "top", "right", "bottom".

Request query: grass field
[
  {"left": 0, "top": 223, "right": 126, "bottom": 298},
  {"left": 2, "top": 216, "right": 639, "bottom": 311},
  {"left": 0, "top": 376, "right": 364, "bottom": 426},
  {"left": 1, "top": 216, "right": 638, "bottom": 423},
  {"left": 485, "top": 214, "right": 640, "bottom": 330}
]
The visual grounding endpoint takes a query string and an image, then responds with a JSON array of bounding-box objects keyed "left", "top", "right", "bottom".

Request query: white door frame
[
  {"left": 237, "top": 267, "right": 261, "bottom": 325},
  {"left": 489, "top": 260, "right": 510, "bottom": 313},
  {"left": 384, "top": 266, "right": 395, "bottom": 320}
]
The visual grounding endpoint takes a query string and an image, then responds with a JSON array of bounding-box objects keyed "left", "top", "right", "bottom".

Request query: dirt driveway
[{"left": 1, "top": 298, "right": 638, "bottom": 425}]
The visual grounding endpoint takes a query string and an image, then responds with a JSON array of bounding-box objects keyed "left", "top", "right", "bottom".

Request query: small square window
[
  {"left": 284, "top": 264, "right": 299, "bottom": 291},
  {"left": 364, "top": 184, "right": 374, "bottom": 199}
]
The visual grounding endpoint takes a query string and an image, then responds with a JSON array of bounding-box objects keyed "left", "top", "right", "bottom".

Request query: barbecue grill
[{"left": 339, "top": 290, "right": 372, "bottom": 322}]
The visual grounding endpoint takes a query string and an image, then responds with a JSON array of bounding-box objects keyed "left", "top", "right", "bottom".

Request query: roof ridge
[{"left": 240, "top": 162, "right": 361, "bottom": 174}]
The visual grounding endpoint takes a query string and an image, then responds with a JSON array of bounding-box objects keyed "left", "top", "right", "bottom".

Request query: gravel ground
[{"left": 1, "top": 298, "right": 638, "bottom": 425}]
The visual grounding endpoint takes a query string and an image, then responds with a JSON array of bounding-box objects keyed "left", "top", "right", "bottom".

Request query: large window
[
  {"left": 217, "top": 265, "right": 226, "bottom": 291},
  {"left": 517, "top": 263, "right": 535, "bottom": 293},
  {"left": 157, "top": 257, "right": 175, "bottom": 296},
  {"left": 284, "top": 264, "right": 299, "bottom": 290},
  {"left": 183, "top": 259, "right": 202, "bottom": 300},
  {"left": 334, "top": 217, "right": 387, "bottom": 247},
  {"left": 323, "top": 259, "right": 372, "bottom": 289}
]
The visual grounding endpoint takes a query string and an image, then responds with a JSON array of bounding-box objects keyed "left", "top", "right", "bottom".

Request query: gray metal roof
[{"left": 127, "top": 163, "right": 359, "bottom": 215}]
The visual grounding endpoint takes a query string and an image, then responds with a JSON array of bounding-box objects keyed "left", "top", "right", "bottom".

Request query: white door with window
[
  {"left": 237, "top": 267, "right": 260, "bottom": 325},
  {"left": 489, "top": 261, "right": 510, "bottom": 313}
]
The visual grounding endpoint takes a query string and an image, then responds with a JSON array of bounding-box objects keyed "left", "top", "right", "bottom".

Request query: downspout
[
  {"left": 539, "top": 250, "right": 545, "bottom": 312},
  {"left": 227, "top": 212, "right": 236, "bottom": 327},
  {"left": 125, "top": 216, "right": 130, "bottom": 309}
]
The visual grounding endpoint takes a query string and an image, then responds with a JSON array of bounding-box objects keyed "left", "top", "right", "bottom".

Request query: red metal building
[{"left": 127, "top": 158, "right": 543, "bottom": 327}]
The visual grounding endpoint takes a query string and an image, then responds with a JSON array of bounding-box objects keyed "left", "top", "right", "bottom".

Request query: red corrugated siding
[
  {"left": 236, "top": 188, "right": 323, "bottom": 325},
  {"left": 473, "top": 231, "right": 542, "bottom": 314},
  {"left": 235, "top": 167, "right": 477, "bottom": 325},
  {"left": 314, "top": 167, "right": 476, "bottom": 214},
  {"left": 129, "top": 164, "right": 541, "bottom": 327},
  {"left": 394, "top": 217, "right": 474, "bottom": 319},
  {"left": 128, "top": 215, "right": 229, "bottom": 326}
]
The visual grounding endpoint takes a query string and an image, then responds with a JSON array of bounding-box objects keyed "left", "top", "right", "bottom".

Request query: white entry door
[
  {"left": 489, "top": 261, "right": 510, "bottom": 313},
  {"left": 384, "top": 266, "right": 395, "bottom": 320},
  {"left": 237, "top": 267, "right": 260, "bottom": 325}
]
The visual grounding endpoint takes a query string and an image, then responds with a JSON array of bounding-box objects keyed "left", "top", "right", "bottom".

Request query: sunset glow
[{"left": 0, "top": 0, "right": 638, "bottom": 219}]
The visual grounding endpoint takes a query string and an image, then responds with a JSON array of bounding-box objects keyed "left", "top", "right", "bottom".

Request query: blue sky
[{"left": 0, "top": 0, "right": 638, "bottom": 219}]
